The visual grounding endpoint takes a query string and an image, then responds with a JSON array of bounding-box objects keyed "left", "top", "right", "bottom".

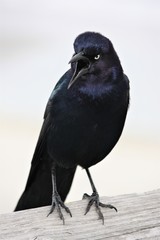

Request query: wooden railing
[{"left": 0, "top": 189, "right": 160, "bottom": 239}]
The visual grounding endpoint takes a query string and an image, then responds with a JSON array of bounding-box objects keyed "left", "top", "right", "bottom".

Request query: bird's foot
[
  {"left": 47, "top": 191, "right": 72, "bottom": 224},
  {"left": 83, "top": 192, "right": 117, "bottom": 224}
]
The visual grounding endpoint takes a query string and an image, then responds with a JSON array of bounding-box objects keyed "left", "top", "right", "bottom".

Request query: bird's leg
[
  {"left": 47, "top": 164, "right": 72, "bottom": 224},
  {"left": 83, "top": 168, "right": 117, "bottom": 224}
]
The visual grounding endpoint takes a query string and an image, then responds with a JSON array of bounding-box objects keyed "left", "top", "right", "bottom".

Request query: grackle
[{"left": 15, "top": 32, "right": 130, "bottom": 224}]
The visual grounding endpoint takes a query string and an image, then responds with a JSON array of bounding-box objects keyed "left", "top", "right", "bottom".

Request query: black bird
[{"left": 15, "top": 32, "right": 130, "bottom": 224}]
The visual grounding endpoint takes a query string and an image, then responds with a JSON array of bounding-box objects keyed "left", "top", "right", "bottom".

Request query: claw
[
  {"left": 83, "top": 193, "right": 90, "bottom": 199},
  {"left": 99, "top": 202, "right": 117, "bottom": 212},
  {"left": 59, "top": 200, "right": 72, "bottom": 217},
  {"left": 83, "top": 192, "right": 117, "bottom": 224},
  {"left": 47, "top": 192, "right": 72, "bottom": 224},
  {"left": 47, "top": 203, "right": 55, "bottom": 217},
  {"left": 84, "top": 197, "right": 94, "bottom": 215}
]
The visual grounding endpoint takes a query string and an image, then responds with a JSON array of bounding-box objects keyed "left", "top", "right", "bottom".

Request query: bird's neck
[
  {"left": 76, "top": 71, "right": 124, "bottom": 102},
  {"left": 78, "top": 82, "right": 115, "bottom": 100}
]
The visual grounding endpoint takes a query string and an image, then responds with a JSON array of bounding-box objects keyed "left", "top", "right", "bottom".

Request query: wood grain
[{"left": 1, "top": 189, "right": 160, "bottom": 239}]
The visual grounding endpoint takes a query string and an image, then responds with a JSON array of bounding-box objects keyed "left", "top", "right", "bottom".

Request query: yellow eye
[{"left": 94, "top": 54, "right": 100, "bottom": 60}]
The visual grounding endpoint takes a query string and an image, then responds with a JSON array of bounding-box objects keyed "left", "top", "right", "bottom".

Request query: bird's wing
[
  {"left": 14, "top": 105, "right": 53, "bottom": 210},
  {"left": 23, "top": 69, "right": 70, "bottom": 190},
  {"left": 24, "top": 111, "right": 52, "bottom": 190}
]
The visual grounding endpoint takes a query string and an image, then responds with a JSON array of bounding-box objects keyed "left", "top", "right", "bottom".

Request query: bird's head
[{"left": 68, "top": 32, "right": 123, "bottom": 89}]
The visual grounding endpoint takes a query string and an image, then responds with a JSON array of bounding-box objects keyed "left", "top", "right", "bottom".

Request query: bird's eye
[{"left": 94, "top": 54, "right": 100, "bottom": 60}]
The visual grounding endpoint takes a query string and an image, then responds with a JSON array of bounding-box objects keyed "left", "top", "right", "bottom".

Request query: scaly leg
[
  {"left": 47, "top": 164, "right": 72, "bottom": 224},
  {"left": 83, "top": 168, "right": 117, "bottom": 224}
]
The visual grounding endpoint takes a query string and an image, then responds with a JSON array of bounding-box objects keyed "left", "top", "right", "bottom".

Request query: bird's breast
[{"left": 47, "top": 98, "right": 127, "bottom": 169}]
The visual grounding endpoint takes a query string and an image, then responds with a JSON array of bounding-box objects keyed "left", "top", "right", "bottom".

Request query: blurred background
[{"left": 0, "top": 0, "right": 160, "bottom": 214}]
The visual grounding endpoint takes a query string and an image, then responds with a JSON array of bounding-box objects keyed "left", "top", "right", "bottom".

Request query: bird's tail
[
  {"left": 15, "top": 116, "right": 77, "bottom": 211},
  {"left": 15, "top": 158, "right": 76, "bottom": 211}
]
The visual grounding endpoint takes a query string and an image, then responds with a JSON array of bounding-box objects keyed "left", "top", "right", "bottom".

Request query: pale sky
[{"left": 0, "top": 0, "right": 160, "bottom": 214}]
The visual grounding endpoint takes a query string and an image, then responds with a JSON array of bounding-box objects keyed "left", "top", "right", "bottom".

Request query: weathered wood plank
[{"left": 0, "top": 189, "right": 160, "bottom": 239}]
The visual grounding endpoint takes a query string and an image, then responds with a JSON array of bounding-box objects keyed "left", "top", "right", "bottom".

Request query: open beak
[{"left": 68, "top": 52, "right": 90, "bottom": 89}]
